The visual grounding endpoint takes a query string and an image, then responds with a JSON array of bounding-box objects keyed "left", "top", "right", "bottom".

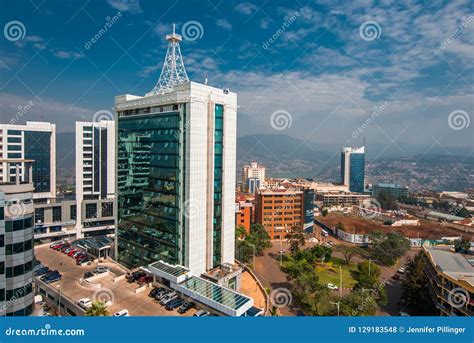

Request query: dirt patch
[{"left": 318, "top": 213, "right": 473, "bottom": 240}]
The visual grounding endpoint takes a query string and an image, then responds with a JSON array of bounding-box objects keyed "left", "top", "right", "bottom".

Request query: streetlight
[{"left": 330, "top": 301, "right": 340, "bottom": 316}]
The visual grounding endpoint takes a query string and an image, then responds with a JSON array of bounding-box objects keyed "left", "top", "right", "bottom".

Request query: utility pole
[{"left": 339, "top": 265, "right": 342, "bottom": 296}]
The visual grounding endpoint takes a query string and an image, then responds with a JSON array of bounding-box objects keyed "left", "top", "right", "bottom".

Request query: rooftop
[
  {"left": 374, "top": 183, "right": 407, "bottom": 189},
  {"left": 424, "top": 247, "right": 474, "bottom": 287}
]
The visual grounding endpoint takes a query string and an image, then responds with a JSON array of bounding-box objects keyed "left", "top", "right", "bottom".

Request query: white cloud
[
  {"left": 0, "top": 92, "right": 94, "bottom": 132},
  {"left": 216, "top": 18, "right": 232, "bottom": 30},
  {"left": 235, "top": 2, "right": 258, "bottom": 15},
  {"left": 53, "top": 50, "right": 84, "bottom": 60},
  {"left": 106, "top": 0, "right": 142, "bottom": 13}
]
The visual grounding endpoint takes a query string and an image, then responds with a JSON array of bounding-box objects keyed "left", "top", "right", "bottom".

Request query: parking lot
[{"left": 35, "top": 244, "right": 197, "bottom": 316}]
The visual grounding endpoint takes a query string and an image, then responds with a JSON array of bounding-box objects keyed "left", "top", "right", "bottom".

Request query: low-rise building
[
  {"left": 423, "top": 247, "right": 474, "bottom": 316},
  {"left": 372, "top": 182, "right": 408, "bottom": 200},
  {"left": 255, "top": 187, "right": 304, "bottom": 240},
  {"left": 235, "top": 201, "right": 253, "bottom": 233},
  {"left": 315, "top": 191, "right": 370, "bottom": 207}
]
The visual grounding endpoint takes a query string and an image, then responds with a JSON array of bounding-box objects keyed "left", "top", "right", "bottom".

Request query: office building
[
  {"left": 75, "top": 121, "right": 116, "bottom": 238},
  {"left": 115, "top": 26, "right": 237, "bottom": 277},
  {"left": 0, "top": 160, "right": 35, "bottom": 316},
  {"left": 315, "top": 191, "right": 370, "bottom": 207},
  {"left": 341, "top": 146, "right": 365, "bottom": 193},
  {"left": 241, "top": 162, "right": 265, "bottom": 193},
  {"left": 423, "top": 247, "right": 473, "bottom": 316},
  {"left": 235, "top": 200, "right": 253, "bottom": 233},
  {"left": 372, "top": 183, "right": 408, "bottom": 200},
  {"left": 255, "top": 188, "right": 304, "bottom": 240},
  {"left": 0, "top": 122, "right": 56, "bottom": 200}
]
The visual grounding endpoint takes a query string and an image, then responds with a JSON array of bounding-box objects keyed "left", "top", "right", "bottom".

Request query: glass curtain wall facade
[
  {"left": 117, "top": 108, "right": 185, "bottom": 268},
  {"left": 212, "top": 104, "right": 224, "bottom": 268},
  {"left": 349, "top": 153, "right": 365, "bottom": 193},
  {"left": 24, "top": 131, "right": 51, "bottom": 194}
]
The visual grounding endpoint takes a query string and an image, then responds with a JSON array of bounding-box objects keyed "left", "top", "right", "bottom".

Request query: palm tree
[{"left": 85, "top": 301, "right": 110, "bottom": 316}]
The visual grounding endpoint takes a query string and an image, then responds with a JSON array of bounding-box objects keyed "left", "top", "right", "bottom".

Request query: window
[
  {"left": 35, "top": 208, "right": 44, "bottom": 223},
  {"left": 0, "top": 261, "right": 4, "bottom": 275},
  {"left": 5, "top": 217, "right": 33, "bottom": 232},
  {"left": 85, "top": 203, "right": 97, "bottom": 219},
  {"left": 8, "top": 130, "right": 22, "bottom": 135},
  {"left": 6, "top": 239, "right": 33, "bottom": 255},
  {"left": 8, "top": 145, "right": 21, "bottom": 151},
  {"left": 6, "top": 261, "right": 32, "bottom": 278},
  {"left": 102, "top": 202, "right": 113, "bottom": 217},
  {"left": 52, "top": 206, "right": 62, "bottom": 222},
  {"left": 7, "top": 137, "right": 21, "bottom": 143},
  {"left": 70, "top": 205, "right": 77, "bottom": 220},
  {"left": 0, "top": 206, "right": 3, "bottom": 220},
  {"left": 8, "top": 153, "right": 21, "bottom": 158}
]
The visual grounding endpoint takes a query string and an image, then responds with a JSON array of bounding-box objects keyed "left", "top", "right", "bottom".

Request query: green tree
[
  {"left": 369, "top": 231, "right": 410, "bottom": 266},
  {"left": 340, "top": 290, "right": 378, "bottom": 316},
  {"left": 454, "top": 238, "right": 471, "bottom": 253},
  {"left": 352, "top": 261, "right": 387, "bottom": 307},
  {"left": 401, "top": 252, "right": 437, "bottom": 315},
  {"left": 287, "top": 226, "right": 306, "bottom": 255},
  {"left": 85, "top": 301, "right": 110, "bottom": 316},
  {"left": 322, "top": 208, "right": 328, "bottom": 217},
  {"left": 376, "top": 191, "right": 399, "bottom": 210},
  {"left": 235, "top": 226, "right": 247, "bottom": 240},
  {"left": 334, "top": 245, "right": 366, "bottom": 264}
]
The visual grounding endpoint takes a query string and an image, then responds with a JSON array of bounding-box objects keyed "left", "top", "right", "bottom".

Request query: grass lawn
[{"left": 315, "top": 257, "right": 358, "bottom": 289}]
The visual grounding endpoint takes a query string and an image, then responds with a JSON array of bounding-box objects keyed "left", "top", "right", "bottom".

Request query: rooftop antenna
[{"left": 148, "top": 23, "right": 189, "bottom": 95}]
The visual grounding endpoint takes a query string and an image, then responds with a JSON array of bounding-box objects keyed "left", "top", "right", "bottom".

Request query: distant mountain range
[{"left": 55, "top": 132, "right": 472, "bottom": 188}]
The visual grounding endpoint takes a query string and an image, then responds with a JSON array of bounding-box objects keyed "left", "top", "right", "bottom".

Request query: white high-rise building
[
  {"left": 75, "top": 121, "right": 116, "bottom": 237},
  {"left": 241, "top": 161, "right": 265, "bottom": 191},
  {"left": 0, "top": 122, "right": 56, "bottom": 200},
  {"left": 0, "top": 160, "right": 35, "bottom": 316},
  {"left": 341, "top": 146, "right": 365, "bottom": 193},
  {"left": 115, "top": 26, "right": 237, "bottom": 276}
]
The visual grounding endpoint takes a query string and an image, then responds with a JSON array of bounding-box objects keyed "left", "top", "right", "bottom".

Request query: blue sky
[{"left": 0, "top": 0, "right": 472, "bottom": 151}]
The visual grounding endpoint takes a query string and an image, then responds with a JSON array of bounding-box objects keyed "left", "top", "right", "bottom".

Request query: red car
[
  {"left": 67, "top": 249, "right": 77, "bottom": 256},
  {"left": 138, "top": 275, "right": 153, "bottom": 284}
]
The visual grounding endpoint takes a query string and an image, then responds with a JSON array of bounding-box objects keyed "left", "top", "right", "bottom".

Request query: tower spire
[{"left": 149, "top": 23, "right": 189, "bottom": 95}]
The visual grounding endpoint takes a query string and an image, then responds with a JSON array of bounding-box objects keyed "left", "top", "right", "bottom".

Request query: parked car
[
  {"left": 193, "top": 309, "right": 210, "bottom": 317},
  {"left": 114, "top": 309, "right": 129, "bottom": 317},
  {"left": 160, "top": 292, "right": 177, "bottom": 305},
  {"left": 149, "top": 287, "right": 165, "bottom": 298},
  {"left": 166, "top": 298, "right": 184, "bottom": 311},
  {"left": 77, "top": 257, "right": 92, "bottom": 265},
  {"left": 155, "top": 290, "right": 170, "bottom": 301},
  {"left": 77, "top": 298, "right": 93, "bottom": 309},
  {"left": 41, "top": 271, "right": 61, "bottom": 284},
  {"left": 327, "top": 283, "right": 339, "bottom": 290},
  {"left": 94, "top": 266, "right": 109, "bottom": 274},
  {"left": 67, "top": 249, "right": 77, "bottom": 256},
  {"left": 177, "top": 301, "right": 195, "bottom": 314},
  {"left": 83, "top": 271, "right": 94, "bottom": 279},
  {"left": 35, "top": 267, "right": 50, "bottom": 277},
  {"left": 398, "top": 267, "right": 406, "bottom": 274},
  {"left": 137, "top": 275, "right": 153, "bottom": 284},
  {"left": 126, "top": 271, "right": 146, "bottom": 283},
  {"left": 73, "top": 251, "right": 83, "bottom": 258}
]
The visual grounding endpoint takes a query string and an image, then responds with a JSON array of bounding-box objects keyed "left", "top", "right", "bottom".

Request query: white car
[
  {"left": 398, "top": 267, "right": 406, "bottom": 274},
  {"left": 193, "top": 309, "right": 210, "bottom": 317},
  {"left": 77, "top": 298, "right": 93, "bottom": 309},
  {"left": 327, "top": 283, "right": 339, "bottom": 290},
  {"left": 114, "top": 309, "right": 129, "bottom": 317}
]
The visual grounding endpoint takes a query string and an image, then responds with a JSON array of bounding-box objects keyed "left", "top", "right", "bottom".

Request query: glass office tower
[
  {"left": 341, "top": 146, "right": 365, "bottom": 193},
  {"left": 115, "top": 83, "right": 237, "bottom": 276}
]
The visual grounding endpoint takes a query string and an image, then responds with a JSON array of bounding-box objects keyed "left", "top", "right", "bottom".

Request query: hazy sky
[{"left": 0, "top": 0, "right": 472, "bottom": 150}]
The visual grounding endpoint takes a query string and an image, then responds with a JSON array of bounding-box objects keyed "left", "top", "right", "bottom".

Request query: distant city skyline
[{"left": 0, "top": 0, "right": 472, "bottom": 150}]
